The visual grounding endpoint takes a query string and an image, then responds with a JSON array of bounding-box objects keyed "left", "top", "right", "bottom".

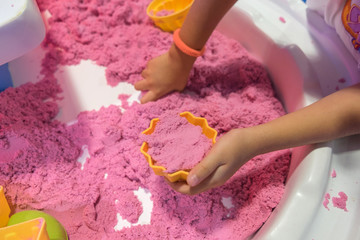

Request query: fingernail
[{"left": 187, "top": 174, "right": 199, "bottom": 187}]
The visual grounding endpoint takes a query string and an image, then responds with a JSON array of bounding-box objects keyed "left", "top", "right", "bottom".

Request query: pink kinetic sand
[
  {"left": 331, "top": 169, "right": 337, "bottom": 178},
  {"left": 142, "top": 112, "right": 213, "bottom": 173},
  {"left": 323, "top": 193, "right": 330, "bottom": 210},
  {"left": 0, "top": 0, "right": 291, "bottom": 239},
  {"left": 332, "top": 192, "right": 348, "bottom": 212}
]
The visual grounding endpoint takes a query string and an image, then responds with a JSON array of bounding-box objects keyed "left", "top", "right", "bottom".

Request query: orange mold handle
[{"left": 342, "top": 0, "right": 360, "bottom": 50}]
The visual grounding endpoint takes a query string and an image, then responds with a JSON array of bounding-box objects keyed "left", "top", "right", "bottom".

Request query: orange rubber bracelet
[{"left": 173, "top": 29, "right": 205, "bottom": 57}]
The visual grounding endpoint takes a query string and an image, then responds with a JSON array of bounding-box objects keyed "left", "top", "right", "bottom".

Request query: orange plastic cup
[
  {"left": 147, "top": 0, "right": 194, "bottom": 32},
  {"left": 0, "top": 186, "right": 10, "bottom": 228},
  {"left": 140, "top": 111, "right": 217, "bottom": 182}
]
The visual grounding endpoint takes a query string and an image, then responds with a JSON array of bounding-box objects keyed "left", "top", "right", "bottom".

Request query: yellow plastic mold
[
  {"left": 0, "top": 217, "right": 50, "bottom": 240},
  {"left": 140, "top": 111, "right": 217, "bottom": 182},
  {"left": 146, "top": 0, "right": 194, "bottom": 32},
  {"left": 7, "top": 210, "right": 68, "bottom": 240},
  {"left": 0, "top": 186, "right": 67, "bottom": 240},
  {"left": 0, "top": 186, "right": 10, "bottom": 228}
]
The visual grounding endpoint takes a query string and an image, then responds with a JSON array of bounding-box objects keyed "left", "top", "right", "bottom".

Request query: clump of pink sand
[
  {"left": 323, "top": 193, "right": 330, "bottom": 210},
  {"left": 0, "top": 0, "right": 291, "bottom": 239},
  {"left": 332, "top": 192, "right": 348, "bottom": 212},
  {"left": 331, "top": 169, "right": 337, "bottom": 178},
  {"left": 323, "top": 190, "right": 348, "bottom": 212},
  {"left": 141, "top": 112, "right": 213, "bottom": 173}
]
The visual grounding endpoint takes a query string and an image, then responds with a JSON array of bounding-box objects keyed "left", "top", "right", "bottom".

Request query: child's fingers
[
  {"left": 168, "top": 165, "right": 227, "bottom": 195},
  {"left": 167, "top": 179, "right": 206, "bottom": 195},
  {"left": 134, "top": 79, "right": 150, "bottom": 91},
  {"left": 141, "top": 68, "right": 148, "bottom": 78},
  {"left": 140, "top": 91, "right": 157, "bottom": 104},
  {"left": 187, "top": 152, "right": 223, "bottom": 187},
  {"left": 167, "top": 180, "right": 190, "bottom": 193}
]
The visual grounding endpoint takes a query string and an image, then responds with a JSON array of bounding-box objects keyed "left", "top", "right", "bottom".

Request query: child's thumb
[{"left": 187, "top": 155, "right": 220, "bottom": 187}]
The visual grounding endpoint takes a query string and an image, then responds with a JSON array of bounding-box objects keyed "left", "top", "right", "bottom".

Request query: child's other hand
[
  {"left": 134, "top": 44, "right": 196, "bottom": 104},
  {"left": 168, "top": 129, "right": 256, "bottom": 195}
]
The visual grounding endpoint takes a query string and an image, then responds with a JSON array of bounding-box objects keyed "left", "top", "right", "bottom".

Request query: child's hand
[
  {"left": 134, "top": 44, "right": 196, "bottom": 104},
  {"left": 168, "top": 128, "right": 257, "bottom": 195}
]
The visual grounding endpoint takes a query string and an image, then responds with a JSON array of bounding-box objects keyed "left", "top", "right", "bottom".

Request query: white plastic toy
[{"left": 0, "top": 0, "right": 45, "bottom": 66}]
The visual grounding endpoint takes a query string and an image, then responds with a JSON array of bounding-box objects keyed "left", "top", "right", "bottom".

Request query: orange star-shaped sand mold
[{"left": 140, "top": 111, "right": 217, "bottom": 182}]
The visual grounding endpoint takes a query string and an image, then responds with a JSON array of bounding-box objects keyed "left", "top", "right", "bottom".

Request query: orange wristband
[{"left": 173, "top": 29, "right": 205, "bottom": 57}]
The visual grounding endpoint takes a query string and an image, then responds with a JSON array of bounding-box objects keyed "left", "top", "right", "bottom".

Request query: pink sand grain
[
  {"left": 331, "top": 169, "right": 337, "bottom": 178},
  {"left": 323, "top": 193, "right": 330, "bottom": 210}
]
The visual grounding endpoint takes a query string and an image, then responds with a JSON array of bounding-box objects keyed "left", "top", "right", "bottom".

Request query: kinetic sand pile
[{"left": 0, "top": 0, "right": 291, "bottom": 239}]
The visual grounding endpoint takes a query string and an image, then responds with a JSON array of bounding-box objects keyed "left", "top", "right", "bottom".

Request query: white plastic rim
[
  {"left": 0, "top": 0, "right": 46, "bottom": 66},
  {"left": 217, "top": 0, "right": 360, "bottom": 239}
]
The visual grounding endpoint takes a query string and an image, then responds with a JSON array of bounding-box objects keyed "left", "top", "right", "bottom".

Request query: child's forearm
[
  {"left": 173, "top": 85, "right": 360, "bottom": 194},
  {"left": 136, "top": 1, "right": 238, "bottom": 104},
  {"left": 178, "top": 0, "right": 237, "bottom": 51},
  {"left": 247, "top": 83, "right": 360, "bottom": 155}
]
